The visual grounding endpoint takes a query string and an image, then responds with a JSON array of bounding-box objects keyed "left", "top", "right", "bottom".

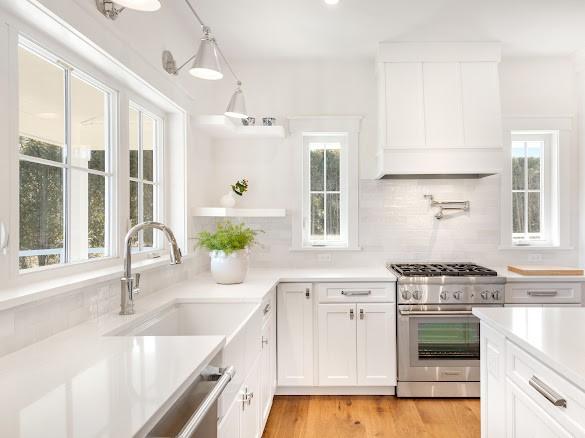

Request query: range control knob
[
  {"left": 491, "top": 290, "right": 500, "bottom": 300},
  {"left": 401, "top": 290, "right": 412, "bottom": 300},
  {"left": 440, "top": 291, "right": 449, "bottom": 300},
  {"left": 452, "top": 291, "right": 463, "bottom": 300},
  {"left": 480, "top": 290, "right": 490, "bottom": 300},
  {"left": 412, "top": 290, "right": 422, "bottom": 300}
]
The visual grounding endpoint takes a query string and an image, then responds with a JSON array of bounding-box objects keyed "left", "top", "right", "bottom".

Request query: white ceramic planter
[
  {"left": 219, "top": 191, "right": 237, "bottom": 208},
  {"left": 209, "top": 249, "right": 249, "bottom": 284}
]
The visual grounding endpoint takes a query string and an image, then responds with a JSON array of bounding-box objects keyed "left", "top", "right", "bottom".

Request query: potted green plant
[
  {"left": 196, "top": 220, "right": 260, "bottom": 284},
  {"left": 220, "top": 178, "right": 249, "bottom": 208}
]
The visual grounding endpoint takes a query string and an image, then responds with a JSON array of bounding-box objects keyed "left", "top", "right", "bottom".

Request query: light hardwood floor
[{"left": 263, "top": 395, "right": 480, "bottom": 438}]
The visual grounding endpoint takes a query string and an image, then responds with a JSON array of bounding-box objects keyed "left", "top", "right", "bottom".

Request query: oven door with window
[{"left": 398, "top": 305, "right": 485, "bottom": 382}]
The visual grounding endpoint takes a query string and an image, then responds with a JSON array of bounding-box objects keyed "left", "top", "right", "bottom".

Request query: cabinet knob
[
  {"left": 359, "top": 309, "right": 364, "bottom": 320},
  {"left": 349, "top": 308, "right": 354, "bottom": 320},
  {"left": 262, "top": 336, "right": 269, "bottom": 347},
  {"left": 305, "top": 288, "right": 310, "bottom": 299}
]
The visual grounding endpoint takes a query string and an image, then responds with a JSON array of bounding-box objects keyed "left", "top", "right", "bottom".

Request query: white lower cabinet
[
  {"left": 241, "top": 356, "right": 261, "bottom": 438},
  {"left": 318, "top": 304, "right": 357, "bottom": 386},
  {"left": 277, "top": 283, "right": 314, "bottom": 386},
  {"left": 481, "top": 321, "right": 585, "bottom": 438},
  {"left": 260, "top": 299, "right": 276, "bottom": 429},
  {"left": 318, "top": 302, "right": 396, "bottom": 387},
  {"left": 506, "top": 379, "right": 572, "bottom": 438},
  {"left": 356, "top": 303, "right": 396, "bottom": 386},
  {"left": 219, "top": 290, "right": 276, "bottom": 438}
]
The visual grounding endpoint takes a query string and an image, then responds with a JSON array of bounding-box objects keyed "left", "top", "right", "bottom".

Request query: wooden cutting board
[{"left": 508, "top": 265, "right": 584, "bottom": 276}]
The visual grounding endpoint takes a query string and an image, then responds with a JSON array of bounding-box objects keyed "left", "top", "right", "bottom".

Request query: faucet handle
[{"left": 133, "top": 273, "right": 141, "bottom": 295}]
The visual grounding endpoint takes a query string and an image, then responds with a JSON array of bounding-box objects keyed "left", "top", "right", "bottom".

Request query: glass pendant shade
[
  {"left": 224, "top": 86, "right": 248, "bottom": 119},
  {"left": 113, "top": 0, "right": 161, "bottom": 11},
  {"left": 189, "top": 37, "right": 223, "bottom": 80}
]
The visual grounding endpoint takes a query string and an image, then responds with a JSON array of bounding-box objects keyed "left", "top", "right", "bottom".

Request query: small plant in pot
[{"left": 196, "top": 220, "right": 260, "bottom": 284}]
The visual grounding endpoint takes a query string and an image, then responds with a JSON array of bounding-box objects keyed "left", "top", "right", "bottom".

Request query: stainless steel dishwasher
[{"left": 146, "top": 365, "right": 235, "bottom": 438}]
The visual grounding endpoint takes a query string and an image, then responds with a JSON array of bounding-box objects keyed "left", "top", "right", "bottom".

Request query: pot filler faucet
[{"left": 120, "top": 221, "right": 183, "bottom": 315}]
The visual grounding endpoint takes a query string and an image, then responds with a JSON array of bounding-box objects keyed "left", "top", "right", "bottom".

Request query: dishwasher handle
[{"left": 176, "top": 366, "right": 236, "bottom": 438}]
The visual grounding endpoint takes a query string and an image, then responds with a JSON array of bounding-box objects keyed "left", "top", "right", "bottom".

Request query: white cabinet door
[
  {"left": 241, "top": 357, "right": 261, "bottom": 438},
  {"left": 385, "top": 63, "right": 425, "bottom": 148},
  {"left": 260, "top": 313, "right": 275, "bottom": 430},
  {"left": 318, "top": 304, "right": 357, "bottom": 386},
  {"left": 460, "top": 62, "right": 502, "bottom": 148},
  {"left": 423, "top": 62, "right": 464, "bottom": 148},
  {"left": 218, "top": 391, "right": 241, "bottom": 438},
  {"left": 507, "top": 379, "right": 572, "bottom": 438},
  {"left": 356, "top": 303, "right": 396, "bottom": 386},
  {"left": 277, "top": 283, "right": 314, "bottom": 386},
  {"left": 480, "top": 322, "right": 507, "bottom": 438}
]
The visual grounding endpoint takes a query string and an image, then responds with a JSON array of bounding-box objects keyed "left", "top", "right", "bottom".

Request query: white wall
[{"left": 192, "top": 56, "right": 581, "bottom": 268}]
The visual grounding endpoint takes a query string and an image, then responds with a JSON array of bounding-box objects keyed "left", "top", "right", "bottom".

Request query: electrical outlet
[
  {"left": 317, "top": 254, "right": 332, "bottom": 263},
  {"left": 528, "top": 253, "right": 542, "bottom": 262}
]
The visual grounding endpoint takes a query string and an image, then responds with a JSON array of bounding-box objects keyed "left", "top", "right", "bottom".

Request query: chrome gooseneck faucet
[{"left": 120, "top": 221, "right": 183, "bottom": 315}]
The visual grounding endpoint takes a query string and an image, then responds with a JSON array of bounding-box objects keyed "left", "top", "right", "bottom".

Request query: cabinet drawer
[
  {"left": 505, "top": 283, "right": 582, "bottom": 304},
  {"left": 506, "top": 341, "right": 585, "bottom": 436},
  {"left": 317, "top": 282, "right": 396, "bottom": 303}
]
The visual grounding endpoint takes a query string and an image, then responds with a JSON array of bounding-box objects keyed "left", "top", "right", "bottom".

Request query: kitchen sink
[{"left": 107, "top": 302, "right": 258, "bottom": 341}]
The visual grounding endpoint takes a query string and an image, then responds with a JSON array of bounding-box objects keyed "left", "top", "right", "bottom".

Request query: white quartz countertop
[
  {"left": 473, "top": 307, "right": 585, "bottom": 392},
  {"left": 0, "top": 267, "right": 396, "bottom": 438}
]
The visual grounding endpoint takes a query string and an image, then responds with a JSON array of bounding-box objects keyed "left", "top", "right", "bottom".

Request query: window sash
[
  {"left": 511, "top": 133, "right": 551, "bottom": 245},
  {"left": 129, "top": 103, "right": 163, "bottom": 252},
  {"left": 18, "top": 39, "right": 114, "bottom": 270},
  {"left": 303, "top": 134, "right": 348, "bottom": 247}
]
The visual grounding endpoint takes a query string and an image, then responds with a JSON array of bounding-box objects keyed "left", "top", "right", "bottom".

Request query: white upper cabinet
[
  {"left": 460, "top": 62, "right": 503, "bottom": 148},
  {"left": 384, "top": 63, "right": 425, "bottom": 148}
]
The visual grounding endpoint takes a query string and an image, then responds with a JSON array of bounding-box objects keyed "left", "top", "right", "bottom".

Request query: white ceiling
[{"left": 169, "top": 0, "right": 585, "bottom": 59}]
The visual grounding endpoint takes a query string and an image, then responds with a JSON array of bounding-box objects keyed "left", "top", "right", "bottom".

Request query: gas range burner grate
[{"left": 389, "top": 263, "right": 498, "bottom": 277}]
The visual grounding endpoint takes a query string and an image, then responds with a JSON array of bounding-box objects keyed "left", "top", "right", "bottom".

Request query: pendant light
[
  {"left": 225, "top": 81, "right": 248, "bottom": 119},
  {"left": 188, "top": 28, "right": 223, "bottom": 80},
  {"left": 161, "top": 0, "right": 250, "bottom": 119}
]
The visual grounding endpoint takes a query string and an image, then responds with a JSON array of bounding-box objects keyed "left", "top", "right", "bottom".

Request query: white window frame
[
  {"left": 511, "top": 132, "right": 555, "bottom": 245},
  {"left": 128, "top": 101, "right": 164, "bottom": 253},
  {"left": 289, "top": 116, "right": 361, "bottom": 252},
  {"left": 302, "top": 133, "right": 349, "bottom": 248},
  {"left": 17, "top": 37, "right": 116, "bottom": 272}
]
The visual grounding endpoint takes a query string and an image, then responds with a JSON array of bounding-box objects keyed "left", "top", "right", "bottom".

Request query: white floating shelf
[
  {"left": 196, "top": 115, "right": 286, "bottom": 139},
  {"left": 193, "top": 207, "right": 287, "bottom": 218}
]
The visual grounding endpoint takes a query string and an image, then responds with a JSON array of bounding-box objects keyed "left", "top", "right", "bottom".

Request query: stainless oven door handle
[{"left": 399, "top": 310, "right": 474, "bottom": 316}]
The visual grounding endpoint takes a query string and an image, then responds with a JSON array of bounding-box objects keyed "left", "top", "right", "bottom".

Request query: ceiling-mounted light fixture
[
  {"left": 163, "top": 0, "right": 249, "bottom": 119},
  {"left": 95, "top": 0, "right": 160, "bottom": 20}
]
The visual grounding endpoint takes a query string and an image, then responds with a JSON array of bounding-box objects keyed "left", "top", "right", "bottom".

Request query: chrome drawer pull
[
  {"left": 527, "top": 290, "right": 558, "bottom": 297},
  {"left": 529, "top": 376, "right": 567, "bottom": 408},
  {"left": 341, "top": 290, "right": 372, "bottom": 296}
]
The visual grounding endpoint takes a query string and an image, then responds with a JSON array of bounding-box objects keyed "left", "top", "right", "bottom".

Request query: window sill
[
  {"left": 289, "top": 246, "right": 363, "bottom": 252},
  {"left": 498, "top": 245, "right": 574, "bottom": 251},
  {"left": 0, "top": 254, "right": 192, "bottom": 312}
]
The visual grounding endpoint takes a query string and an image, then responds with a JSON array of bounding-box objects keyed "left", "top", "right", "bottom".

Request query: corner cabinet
[{"left": 277, "top": 283, "right": 314, "bottom": 386}]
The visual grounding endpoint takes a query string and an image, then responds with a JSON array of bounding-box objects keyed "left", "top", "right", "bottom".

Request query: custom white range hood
[{"left": 376, "top": 42, "right": 503, "bottom": 179}]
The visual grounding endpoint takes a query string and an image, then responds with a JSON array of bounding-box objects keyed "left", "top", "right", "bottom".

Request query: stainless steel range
[{"left": 388, "top": 263, "right": 506, "bottom": 398}]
